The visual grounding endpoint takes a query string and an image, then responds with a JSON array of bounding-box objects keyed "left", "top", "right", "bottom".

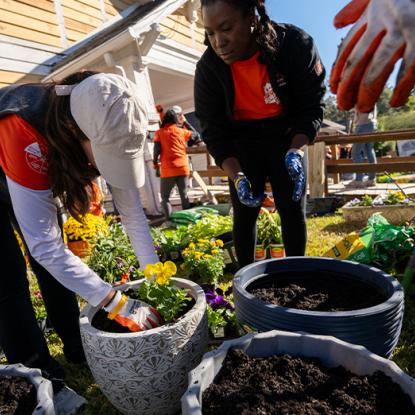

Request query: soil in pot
[
  {"left": 0, "top": 375, "right": 37, "bottom": 415},
  {"left": 92, "top": 289, "right": 195, "bottom": 333},
  {"left": 202, "top": 349, "right": 415, "bottom": 415},
  {"left": 248, "top": 271, "right": 386, "bottom": 311}
]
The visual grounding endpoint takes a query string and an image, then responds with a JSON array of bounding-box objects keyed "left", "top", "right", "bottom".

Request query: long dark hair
[
  {"left": 161, "top": 109, "right": 178, "bottom": 128},
  {"left": 201, "top": 0, "right": 279, "bottom": 62},
  {"left": 44, "top": 71, "right": 99, "bottom": 219}
]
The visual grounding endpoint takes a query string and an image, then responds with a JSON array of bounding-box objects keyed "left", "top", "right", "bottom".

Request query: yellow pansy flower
[
  {"left": 215, "top": 239, "right": 224, "bottom": 247},
  {"left": 144, "top": 261, "right": 177, "bottom": 285}
]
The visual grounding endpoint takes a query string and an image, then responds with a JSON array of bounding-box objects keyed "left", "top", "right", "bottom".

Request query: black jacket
[
  {"left": 0, "top": 84, "right": 51, "bottom": 138},
  {"left": 194, "top": 23, "right": 326, "bottom": 167}
]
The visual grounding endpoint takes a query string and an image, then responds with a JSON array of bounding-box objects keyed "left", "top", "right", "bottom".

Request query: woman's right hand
[{"left": 103, "top": 291, "right": 163, "bottom": 332}]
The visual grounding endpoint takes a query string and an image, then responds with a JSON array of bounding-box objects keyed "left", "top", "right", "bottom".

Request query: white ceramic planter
[
  {"left": 0, "top": 363, "right": 54, "bottom": 415},
  {"left": 80, "top": 278, "right": 208, "bottom": 415},
  {"left": 182, "top": 330, "right": 415, "bottom": 415},
  {"left": 342, "top": 203, "right": 415, "bottom": 225}
]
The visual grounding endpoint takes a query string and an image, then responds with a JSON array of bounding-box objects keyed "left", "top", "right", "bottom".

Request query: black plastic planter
[{"left": 233, "top": 257, "right": 404, "bottom": 358}]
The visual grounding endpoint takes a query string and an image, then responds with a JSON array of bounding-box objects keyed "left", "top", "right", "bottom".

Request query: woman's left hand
[{"left": 285, "top": 149, "right": 305, "bottom": 202}]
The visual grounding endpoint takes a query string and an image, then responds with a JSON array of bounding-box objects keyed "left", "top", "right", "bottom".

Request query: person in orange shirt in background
[{"left": 153, "top": 109, "right": 201, "bottom": 219}]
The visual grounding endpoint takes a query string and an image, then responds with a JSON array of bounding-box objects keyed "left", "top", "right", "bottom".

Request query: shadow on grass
[
  {"left": 322, "top": 221, "right": 358, "bottom": 235},
  {"left": 392, "top": 296, "right": 415, "bottom": 378}
]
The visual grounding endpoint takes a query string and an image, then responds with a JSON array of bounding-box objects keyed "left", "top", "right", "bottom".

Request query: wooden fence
[{"left": 188, "top": 128, "right": 415, "bottom": 198}]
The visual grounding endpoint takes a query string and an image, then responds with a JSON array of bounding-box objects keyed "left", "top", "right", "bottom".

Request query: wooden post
[
  {"left": 308, "top": 142, "right": 326, "bottom": 198},
  {"left": 330, "top": 144, "right": 340, "bottom": 184}
]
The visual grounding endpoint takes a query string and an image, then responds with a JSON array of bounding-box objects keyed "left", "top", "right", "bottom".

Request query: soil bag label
[{"left": 325, "top": 228, "right": 373, "bottom": 264}]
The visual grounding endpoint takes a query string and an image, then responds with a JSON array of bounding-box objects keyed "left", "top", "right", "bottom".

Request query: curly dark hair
[
  {"left": 44, "top": 71, "right": 100, "bottom": 219},
  {"left": 201, "top": 0, "right": 279, "bottom": 61}
]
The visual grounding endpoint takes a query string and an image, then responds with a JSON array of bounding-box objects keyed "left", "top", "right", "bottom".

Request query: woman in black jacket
[{"left": 195, "top": 0, "right": 325, "bottom": 267}]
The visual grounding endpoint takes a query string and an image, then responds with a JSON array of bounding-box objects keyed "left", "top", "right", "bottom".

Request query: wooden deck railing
[{"left": 187, "top": 128, "right": 415, "bottom": 197}]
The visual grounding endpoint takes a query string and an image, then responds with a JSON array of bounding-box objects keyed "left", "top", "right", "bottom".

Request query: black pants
[
  {"left": 160, "top": 175, "right": 190, "bottom": 218},
  {"left": 0, "top": 200, "right": 84, "bottom": 378},
  {"left": 229, "top": 137, "right": 307, "bottom": 267}
]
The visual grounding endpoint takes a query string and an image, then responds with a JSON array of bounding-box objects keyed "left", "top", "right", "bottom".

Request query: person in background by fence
[
  {"left": 153, "top": 109, "right": 201, "bottom": 219},
  {"left": 195, "top": 0, "right": 325, "bottom": 267},
  {"left": 348, "top": 106, "right": 378, "bottom": 188}
]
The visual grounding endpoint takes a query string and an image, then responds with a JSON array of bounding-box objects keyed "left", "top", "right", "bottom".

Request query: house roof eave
[{"left": 43, "top": 0, "right": 189, "bottom": 82}]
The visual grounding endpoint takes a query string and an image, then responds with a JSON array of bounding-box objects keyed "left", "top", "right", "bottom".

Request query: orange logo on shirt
[{"left": 24, "top": 142, "right": 48, "bottom": 175}]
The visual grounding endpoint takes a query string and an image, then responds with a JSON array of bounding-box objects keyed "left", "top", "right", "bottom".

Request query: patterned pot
[{"left": 79, "top": 278, "right": 208, "bottom": 415}]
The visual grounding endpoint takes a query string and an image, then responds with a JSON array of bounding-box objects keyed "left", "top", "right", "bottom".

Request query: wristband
[
  {"left": 233, "top": 172, "right": 245, "bottom": 187},
  {"left": 104, "top": 290, "right": 122, "bottom": 312}
]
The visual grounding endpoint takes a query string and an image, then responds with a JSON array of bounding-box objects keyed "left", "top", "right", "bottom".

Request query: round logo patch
[{"left": 25, "top": 142, "right": 48, "bottom": 175}]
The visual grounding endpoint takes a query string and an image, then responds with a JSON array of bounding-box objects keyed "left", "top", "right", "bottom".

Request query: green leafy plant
[
  {"left": 134, "top": 261, "right": 191, "bottom": 323},
  {"left": 257, "top": 208, "right": 282, "bottom": 247},
  {"left": 361, "top": 194, "right": 374, "bottom": 206},
  {"left": 185, "top": 213, "right": 233, "bottom": 241},
  {"left": 151, "top": 226, "right": 190, "bottom": 261},
  {"left": 87, "top": 221, "right": 140, "bottom": 285},
  {"left": 181, "top": 239, "right": 225, "bottom": 286},
  {"left": 384, "top": 191, "right": 408, "bottom": 205}
]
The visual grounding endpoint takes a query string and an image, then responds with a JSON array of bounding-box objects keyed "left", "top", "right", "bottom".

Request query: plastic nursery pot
[
  {"left": 233, "top": 257, "right": 404, "bottom": 358},
  {"left": 0, "top": 363, "right": 54, "bottom": 415},
  {"left": 181, "top": 330, "right": 415, "bottom": 414},
  {"left": 269, "top": 244, "right": 285, "bottom": 259},
  {"left": 254, "top": 245, "right": 267, "bottom": 261},
  {"left": 67, "top": 240, "right": 92, "bottom": 258},
  {"left": 79, "top": 278, "right": 208, "bottom": 415}
]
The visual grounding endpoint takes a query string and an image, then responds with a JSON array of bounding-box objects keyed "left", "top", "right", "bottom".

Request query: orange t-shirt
[
  {"left": 231, "top": 51, "right": 283, "bottom": 120},
  {"left": 0, "top": 114, "right": 49, "bottom": 190},
  {"left": 154, "top": 124, "right": 192, "bottom": 178}
]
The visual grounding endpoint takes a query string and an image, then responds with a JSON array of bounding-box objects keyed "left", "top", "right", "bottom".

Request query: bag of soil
[
  {"left": 170, "top": 207, "right": 218, "bottom": 225},
  {"left": 325, "top": 213, "right": 415, "bottom": 270}
]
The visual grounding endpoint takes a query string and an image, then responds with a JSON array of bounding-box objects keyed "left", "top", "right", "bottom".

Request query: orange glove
[
  {"left": 104, "top": 291, "right": 163, "bottom": 332},
  {"left": 330, "top": 0, "right": 415, "bottom": 111}
]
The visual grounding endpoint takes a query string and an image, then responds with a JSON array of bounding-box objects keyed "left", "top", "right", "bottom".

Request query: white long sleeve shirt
[{"left": 7, "top": 177, "right": 158, "bottom": 306}]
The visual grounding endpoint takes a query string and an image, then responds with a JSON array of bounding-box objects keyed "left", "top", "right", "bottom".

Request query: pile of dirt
[
  {"left": 249, "top": 271, "right": 386, "bottom": 311},
  {"left": 0, "top": 375, "right": 37, "bottom": 415},
  {"left": 202, "top": 349, "right": 415, "bottom": 415}
]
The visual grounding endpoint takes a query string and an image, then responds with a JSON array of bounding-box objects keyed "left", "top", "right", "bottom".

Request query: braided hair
[{"left": 201, "top": 0, "right": 279, "bottom": 61}]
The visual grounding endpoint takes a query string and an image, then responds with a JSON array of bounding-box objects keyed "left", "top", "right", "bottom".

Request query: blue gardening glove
[
  {"left": 234, "top": 173, "right": 264, "bottom": 208},
  {"left": 285, "top": 149, "right": 305, "bottom": 202}
]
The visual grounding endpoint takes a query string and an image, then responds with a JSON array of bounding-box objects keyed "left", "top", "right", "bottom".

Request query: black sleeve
[
  {"left": 286, "top": 29, "right": 326, "bottom": 143},
  {"left": 153, "top": 141, "right": 161, "bottom": 165},
  {"left": 188, "top": 131, "right": 202, "bottom": 147},
  {"left": 194, "top": 63, "right": 235, "bottom": 167}
]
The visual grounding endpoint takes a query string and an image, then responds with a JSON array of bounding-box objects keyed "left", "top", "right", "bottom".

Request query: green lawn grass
[{"left": 22, "top": 213, "right": 415, "bottom": 413}]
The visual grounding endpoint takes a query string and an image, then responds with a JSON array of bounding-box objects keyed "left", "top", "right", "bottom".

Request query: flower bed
[{"left": 342, "top": 192, "right": 415, "bottom": 225}]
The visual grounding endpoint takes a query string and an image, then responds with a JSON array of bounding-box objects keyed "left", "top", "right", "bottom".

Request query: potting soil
[
  {"left": 248, "top": 271, "right": 386, "bottom": 311},
  {"left": 202, "top": 349, "right": 415, "bottom": 415},
  {"left": 0, "top": 375, "right": 37, "bottom": 415}
]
